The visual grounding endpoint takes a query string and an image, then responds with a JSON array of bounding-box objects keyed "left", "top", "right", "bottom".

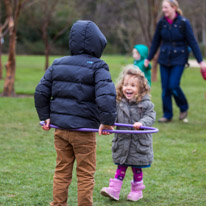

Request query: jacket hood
[
  {"left": 134, "top": 44, "right": 149, "bottom": 61},
  {"left": 141, "top": 94, "right": 151, "bottom": 101},
  {"left": 69, "top": 20, "right": 107, "bottom": 58}
]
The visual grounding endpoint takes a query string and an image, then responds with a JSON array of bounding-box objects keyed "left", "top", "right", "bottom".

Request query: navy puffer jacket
[
  {"left": 34, "top": 20, "right": 116, "bottom": 129},
  {"left": 148, "top": 14, "right": 203, "bottom": 66}
]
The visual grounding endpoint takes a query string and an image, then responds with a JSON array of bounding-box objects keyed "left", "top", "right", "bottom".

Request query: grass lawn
[{"left": 0, "top": 55, "right": 206, "bottom": 206}]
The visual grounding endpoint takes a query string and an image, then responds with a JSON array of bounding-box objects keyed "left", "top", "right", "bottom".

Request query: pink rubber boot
[
  {"left": 100, "top": 179, "right": 123, "bottom": 200},
  {"left": 127, "top": 181, "right": 145, "bottom": 201}
]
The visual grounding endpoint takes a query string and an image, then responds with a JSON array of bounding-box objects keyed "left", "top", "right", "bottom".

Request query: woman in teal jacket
[{"left": 133, "top": 44, "right": 152, "bottom": 86}]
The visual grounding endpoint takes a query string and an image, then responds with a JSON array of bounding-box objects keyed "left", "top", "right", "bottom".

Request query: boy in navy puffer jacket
[{"left": 34, "top": 20, "right": 116, "bottom": 206}]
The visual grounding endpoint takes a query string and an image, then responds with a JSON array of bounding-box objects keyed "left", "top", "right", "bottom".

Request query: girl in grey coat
[{"left": 101, "top": 65, "right": 156, "bottom": 202}]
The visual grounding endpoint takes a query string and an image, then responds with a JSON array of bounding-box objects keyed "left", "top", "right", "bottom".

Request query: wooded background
[
  {"left": 1, "top": 0, "right": 206, "bottom": 55},
  {"left": 0, "top": 0, "right": 206, "bottom": 96}
]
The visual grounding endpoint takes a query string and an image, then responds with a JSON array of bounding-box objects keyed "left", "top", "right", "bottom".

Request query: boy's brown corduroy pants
[{"left": 50, "top": 129, "right": 96, "bottom": 206}]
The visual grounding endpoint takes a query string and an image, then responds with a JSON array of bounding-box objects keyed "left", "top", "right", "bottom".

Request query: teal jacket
[{"left": 133, "top": 44, "right": 152, "bottom": 86}]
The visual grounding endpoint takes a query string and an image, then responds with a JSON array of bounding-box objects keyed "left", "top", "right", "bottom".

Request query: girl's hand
[
  {"left": 133, "top": 122, "right": 143, "bottom": 130},
  {"left": 42, "top": 118, "right": 51, "bottom": 131},
  {"left": 98, "top": 124, "right": 114, "bottom": 136},
  {"left": 144, "top": 59, "right": 150, "bottom": 67}
]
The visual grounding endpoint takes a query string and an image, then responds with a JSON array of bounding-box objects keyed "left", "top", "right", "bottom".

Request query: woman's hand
[
  {"left": 144, "top": 59, "right": 150, "bottom": 68},
  {"left": 98, "top": 124, "right": 114, "bottom": 136},
  {"left": 200, "top": 61, "right": 206, "bottom": 80},
  {"left": 42, "top": 118, "right": 51, "bottom": 131},
  {"left": 133, "top": 122, "right": 143, "bottom": 130}
]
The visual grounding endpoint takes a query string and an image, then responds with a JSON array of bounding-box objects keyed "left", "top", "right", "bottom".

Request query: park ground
[{"left": 0, "top": 55, "right": 206, "bottom": 206}]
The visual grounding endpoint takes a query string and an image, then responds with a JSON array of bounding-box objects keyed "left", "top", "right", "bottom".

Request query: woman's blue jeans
[{"left": 160, "top": 65, "right": 188, "bottom": 119}]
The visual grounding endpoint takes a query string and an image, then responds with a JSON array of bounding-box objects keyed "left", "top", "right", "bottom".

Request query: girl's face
[
  {"left": 162, "top": 1, "right": 176, "bottom": 18},
  {"left": 132, "top": 49, "right": 140, "bottom": 60},
  {"left": 122, "top": 75, "right": 139, "bottom": 101}
]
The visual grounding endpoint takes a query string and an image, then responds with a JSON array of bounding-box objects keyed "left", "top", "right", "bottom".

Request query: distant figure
[
  {"left": 144, "top": 0, "right": 206, "bottom": 123},
  {"left": 100, "top": 65, "right": 156, "bottom": 202},
  {"left": 34, "top": 20, "right": 117, "bottom": 206},
  {"left": 133, "top": 44, "right": 151, "bottom": 86}
]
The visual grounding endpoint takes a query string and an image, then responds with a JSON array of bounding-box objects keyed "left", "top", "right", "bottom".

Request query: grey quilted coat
[{"left": 112, "top": 95, "right": 156, "bottom": 166}]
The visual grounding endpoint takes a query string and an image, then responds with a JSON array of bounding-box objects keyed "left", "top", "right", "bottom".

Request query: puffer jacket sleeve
[
  {"left": 184, "top": 19, "right": 203, "bottom": 63},
  {"left": 94, "top": 63, "right": 116, "bottom": 125},
  {"left": 34, "top": 66, "right": 53, "bottom": 121},
  {"left": 139, "top": 101, "right": 156, "bottom": 126},
  {"left": 147, "top": 20, "right": 162, "bottom": 61}
]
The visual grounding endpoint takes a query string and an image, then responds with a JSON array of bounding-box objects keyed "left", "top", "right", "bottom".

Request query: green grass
[{"left": 0, "top": 55, "right": 206, "bottom": 205}]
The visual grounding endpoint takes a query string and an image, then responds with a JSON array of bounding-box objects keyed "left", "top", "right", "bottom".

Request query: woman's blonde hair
[
  {"left": 116, "top": 64, "right": 150, "bottom": 102},
  {"left": 163, "top": 0, "right": 183, "bottom": 16}
]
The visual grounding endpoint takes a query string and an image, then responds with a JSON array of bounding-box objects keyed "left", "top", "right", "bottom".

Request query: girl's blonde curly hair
[{"left": 116, "top": 64, "right": 150, "bottom": 102}]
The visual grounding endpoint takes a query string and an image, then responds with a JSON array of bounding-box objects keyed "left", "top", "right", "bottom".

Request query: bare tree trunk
[
  {"left": 41, "top": 0, "right": 59, "bottom": 70},
  {"left": 151, "top": 51, "right": 159, "bottom": 82},
  {"left": 3, "top": 14, "right": 16, "bottom": 96},
  {"left": 0, "top": 3, "right": 3, "bottom": 80},
  {"left": 0, "top": 23, "right": 9, "bottom": 80},
  {"left": 42, "top": 24, "right": 50, "bottom": 70},
  {"left": 134, "top": 0, "right": 160, "bottom": 81},
  {"left": 45, "top": 46, "right": 49, "bottom": 70},
  {"left": 202, "top": 1, "right": 206, "bottom": 57},
  {"left": 3, "top": 25, "right": 16, "bottom": 96},
  {"left": 2, "top": 0, "right": 24, "bottom": 96},
  {"left": 135, "top": 1, "right": 150, "bottom": 45},
  {"left": 0, "top": 6, "right": 9, "bottom": 80},
  {"left": 0, "top": 34, "right": 2, "bottom": 80},
  {"left": 150, "top": 0, "right": 161, "bottom": 82}
]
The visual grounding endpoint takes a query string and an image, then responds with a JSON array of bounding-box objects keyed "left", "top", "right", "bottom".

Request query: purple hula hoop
[{"left": 40, "top": 121, "right": 158, "bottom": 134}]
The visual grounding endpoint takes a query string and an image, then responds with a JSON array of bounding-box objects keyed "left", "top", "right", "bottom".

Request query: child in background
[
  {"left": 133, "top": 44, "right": 152, "bottom": 86},
  {"left": 34, "top": 20, "right": 116, "bottom": 206},
  {"left": 100, "top": 65, "right": 156, "bottom": 202}
]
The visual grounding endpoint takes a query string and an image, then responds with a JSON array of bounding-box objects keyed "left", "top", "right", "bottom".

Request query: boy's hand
[
  {"left": 42, "top": 118, "right": 51, "bottom": 131},
  {"left": 98, "top": 124, "right": 114, "bottom": 136},
  {"left": 133, "top": 122, "right": 143, "bottom": 130}
]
